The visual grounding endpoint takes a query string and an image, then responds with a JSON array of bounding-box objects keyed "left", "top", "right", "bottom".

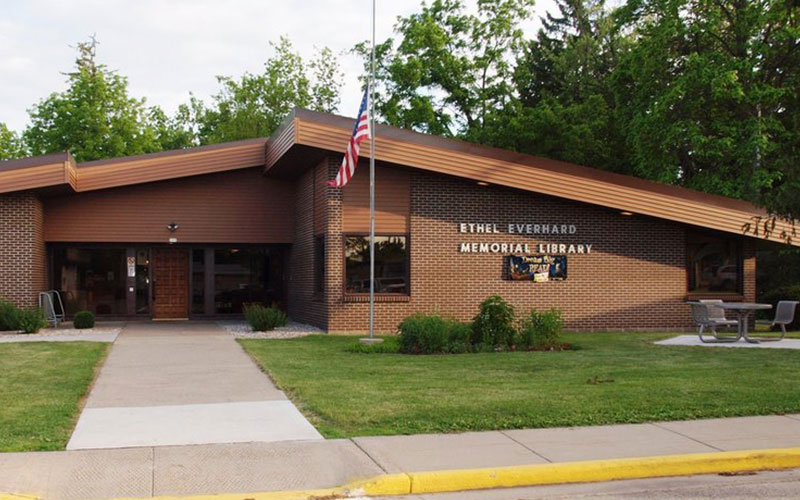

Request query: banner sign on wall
[{"left": 509, "top": 255, "right": 567, "bottom": 282}]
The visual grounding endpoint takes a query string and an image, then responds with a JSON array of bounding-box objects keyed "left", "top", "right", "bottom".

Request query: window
[
  {"left": 314, "top": 236, "right": 325, "bottom": 295},
  {"left": 214, "top": 248, "right": 270, "bottom": 314},
  {"left": 345, "top": 235, "right": 408, "bottom": 294},
  {"left": 191, "top": 249, "right": 206, "bottom": 314},
  {"left": 687, "top": 232, "right": 742, "bottom": 293},
  {"left": 51, "top": 247, "right": 127, "bottom": 316}
]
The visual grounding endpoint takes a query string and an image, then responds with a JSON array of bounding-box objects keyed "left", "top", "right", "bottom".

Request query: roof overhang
[
  {"left": 266, "top": 108, "right": 797, "bottom": 247},
  {"left": 0, "top": 138, "right": 267, "bottom": 195}
]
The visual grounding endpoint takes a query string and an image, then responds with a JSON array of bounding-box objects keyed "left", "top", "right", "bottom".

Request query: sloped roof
[
  {"left": 0, "top": 109, "right": 792, "bottom": 245},
  {"left": 0, "top": 138, "right": 267, "bottom": 194},
  {"left": 266, "top": 109, "right": 794, "bottom": 246}
]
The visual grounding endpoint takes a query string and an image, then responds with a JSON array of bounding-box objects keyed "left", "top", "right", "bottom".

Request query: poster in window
[{"left": 509, "top": 255, "right": 567, "bottom": 282}]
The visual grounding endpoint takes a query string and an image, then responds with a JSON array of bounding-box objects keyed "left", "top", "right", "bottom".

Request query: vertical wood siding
[
  {"left": 43, "top": 168, "right": 294, "bottom": 243},
  {"left": 342, "top": 163, "right": 410, "bottom": 233}
]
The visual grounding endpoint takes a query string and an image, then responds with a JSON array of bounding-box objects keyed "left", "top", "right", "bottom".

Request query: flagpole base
[{"left": 359, "top": 337, "right": 384, "bottom": 345}]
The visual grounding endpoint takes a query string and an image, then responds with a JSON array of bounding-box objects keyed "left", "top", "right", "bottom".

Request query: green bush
[
  {"left": 0, "top": 299, "right": 20, "bottom": 331},
  {"left": 518, "top": 308, "right": 564, "bottom": 350},
  {"left": 398, "top": 313, "right": 471, "bottom": 354},
  {"left": 73, "top": 310, "right": 96, "bottom": 329},
  {"left": 244, "top": 304, "right": 288, "bottom": 331},
  {"left": 17, "top": 307, "right": 47, "bottom": 334},
  {"left": 447, "top": 322, "right": 472, "bottom": 353},
  {"left": 472, "top": 295, "right": 516, "bottom": 349}
]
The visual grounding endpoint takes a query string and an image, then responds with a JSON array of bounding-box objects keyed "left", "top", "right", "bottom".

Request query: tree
[
  {"left": 357, "top": 0, "right": 535, "bottom": 139},
  {"left": 614, "top": 0, "right": 800, "bottom": 211},
  {"left": 23, "top": 37, "right": 178, "bottom": 162},
  {"left": 0, "top": 123, "right": 25, "bottom": 160},
  {"left": 498, "top": 0, "right": 632, "bottom": 173},
  {"left": 194, "top": 37, "right": 342, "bottom": 144}
]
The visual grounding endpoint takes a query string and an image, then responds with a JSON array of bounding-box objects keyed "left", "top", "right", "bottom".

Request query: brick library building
[{"left": 0, "top": 109, "right": 792, "bottom": 332}]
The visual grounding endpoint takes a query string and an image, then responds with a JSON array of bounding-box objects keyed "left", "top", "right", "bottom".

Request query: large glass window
[
  {"left": 214, "top": 248, "right": 271, "bottom": 314},
  {"left": 52, "top": 247, "right": 127, "bottom": 316},
  {"left": 687, "top": 232, "right": 742, "bottom": 293},
  {"left": 192, "top": 249, "right": 206, "bottom": 314},
  {"left": 345, "top": 236, "right": 408, "bottom": 294}
]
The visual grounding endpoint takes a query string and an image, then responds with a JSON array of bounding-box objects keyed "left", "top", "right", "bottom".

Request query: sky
[{"left": 0, "top": 0, "right": 556, "bottom": 133}]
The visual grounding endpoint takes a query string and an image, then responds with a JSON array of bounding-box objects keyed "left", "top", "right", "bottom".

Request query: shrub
[
  {"left": 73, "top": 310, "right": 96, "bottom": 329},
  {"left": 17, "top": 307, "right": 48, "bottom": 334},
  {"left": 0, "top": 299, "right": 20, "bottom": 331},
  {"left": 398, "top": 313, "right": 471, "bottom": 354},
  {"left": 244, "top": 304, "right": 288, "bottom": 331},
  {"left": 518, "top": 308, "right": 564, "bottom": 350},
  {"left": 447, "top": 321, "right": 472, "bottom": 353},
  {"left": 472, "top": 295, "right": 516, "bottom": 349}
]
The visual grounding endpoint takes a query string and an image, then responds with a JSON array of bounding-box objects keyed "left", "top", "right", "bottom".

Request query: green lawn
[
  {"left": 0, "top": 342, "right": 109, "bottom": 452},
  {"left": 239, "top": 332, "right": 800, "bottom": 438}
]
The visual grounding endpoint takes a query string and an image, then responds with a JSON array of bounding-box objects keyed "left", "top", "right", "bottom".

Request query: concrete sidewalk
[
  {"left": 67, "top": 322, "right": 321, "bottom": 450},
  {"left": 3, "top": 414, "right": 800, "bottom": 499}
]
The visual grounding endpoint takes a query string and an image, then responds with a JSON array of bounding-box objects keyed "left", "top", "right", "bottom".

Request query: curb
[{"left": 6, "top": 447, "right": 800, "bottom": 500}]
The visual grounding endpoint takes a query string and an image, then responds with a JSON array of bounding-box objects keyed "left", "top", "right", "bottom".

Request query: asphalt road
[{"left": 373, "top": 469, "right": 800, "bottom": 499}]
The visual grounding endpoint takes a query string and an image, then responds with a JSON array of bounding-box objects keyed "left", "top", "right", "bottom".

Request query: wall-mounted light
[
  {"left": 619, "top": 211, "right": 633, "bottom": 216},
  {"left": 167, "top": 221, "right": 179, "bottom": 232},
  {"left": 477, "top": 181, "right": 490, "bottom": 186}
]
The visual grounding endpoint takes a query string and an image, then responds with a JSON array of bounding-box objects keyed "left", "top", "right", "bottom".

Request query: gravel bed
[
  {"left": 217, "top": 320, "right": 322, "bottom": 339},
  {"left": 0, "top": 326, "right": 122, "bottom": 338}
]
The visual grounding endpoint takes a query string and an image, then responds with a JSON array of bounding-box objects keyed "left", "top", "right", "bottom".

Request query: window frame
[
  {"left": 685, "top": 230, "right": 744, "bottom": 296},
  {"left": 342, "top": 233, "right": 411, "bottom": 298}
]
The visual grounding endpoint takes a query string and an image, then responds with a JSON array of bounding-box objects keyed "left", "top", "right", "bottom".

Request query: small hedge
[
  {"left": 0, "top": 299, "right": 20, "bottom": 331},
  {"left": 73, "top": 310, "right": 96, "bottom": 329},
  {"left": 244, "top": 304, "right": 288, "bottom": 331},
  {"left": 398, "top": 313, "right": 472, "bottom": 354},
  {"left": 396, "top": 296, "right": 566, "bottom": 355},
  {"left": 17, "top": 307, "right": 47, "bottom": 334},
  {"left": 518, "top": 308, "right": 564, "bottom": 350},
  {"left": 472, "top": 295, "right": 516, "bottom": 349}
]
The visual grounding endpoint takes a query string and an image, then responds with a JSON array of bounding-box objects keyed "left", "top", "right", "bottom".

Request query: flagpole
[{"left": 368, "top": 0, "right": 376, "bottom": 339}]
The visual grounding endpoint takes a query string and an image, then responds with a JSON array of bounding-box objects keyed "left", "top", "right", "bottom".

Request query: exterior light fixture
[
  {"left": 620, "top": 211, "right": 633, "bottom": 216},
  {"left": 477, "top": 181, "right": 490, "bottom": 186},
  {"left": 167, "top": 221, "right": 179, "bottom": 232}
]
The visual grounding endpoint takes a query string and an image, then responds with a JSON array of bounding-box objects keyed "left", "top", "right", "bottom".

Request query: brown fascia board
[
  {"left": 267, "top": 108, "right": 795, "bottom": 246},
  {"left": 0, "top": 138, "right": 268, "bottom": 195},
  {"left": 0, "top": 152, "right": 77, "bottom": 194}
]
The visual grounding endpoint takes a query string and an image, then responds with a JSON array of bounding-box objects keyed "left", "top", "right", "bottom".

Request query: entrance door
[{"left": 152, "top": 248, "right": 189, "bottom": 320}]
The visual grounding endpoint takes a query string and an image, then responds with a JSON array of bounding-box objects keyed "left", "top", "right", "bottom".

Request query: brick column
[{"left": 0, "top": 193, "right": 47, "bottom": 307}]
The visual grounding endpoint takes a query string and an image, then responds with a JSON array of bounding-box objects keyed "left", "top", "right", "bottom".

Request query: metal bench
[{"left": 688, "top": 301, "right": 740, "bottom": 343}]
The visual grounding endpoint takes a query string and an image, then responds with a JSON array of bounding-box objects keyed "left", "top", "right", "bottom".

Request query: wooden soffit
[{"left": 265, "top": 109, "right": 796, "bottom": 246}]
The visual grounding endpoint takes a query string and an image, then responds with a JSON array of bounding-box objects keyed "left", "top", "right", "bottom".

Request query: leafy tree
[
  {"left": 23, "top": 37, "right": 177, "bottom": 162},
  {"left": 0, "top": 123, "right": 25, "bottom": 160},
  {"left": 356, "top": 0, "right": 535, "bottom": 138},
  {"left": 194, "top": 37, "right": 342, "bottom": 144},
  {"left": 614, "top": 0, "right": 800, "bottom": 211},
  {"left": 497, "top": 0, "right": 632, "bottom": 173}
]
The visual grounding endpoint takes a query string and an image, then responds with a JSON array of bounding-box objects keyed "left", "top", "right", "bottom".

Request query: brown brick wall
[
  {"left": 287, "top": 161, "right": 328, "bottom": 329},
  {"left": 0, "top": 193, "right": 47, "bottom": 307},
  {"left": 325, "top": 167, "right": 732, "bottom": 333}
]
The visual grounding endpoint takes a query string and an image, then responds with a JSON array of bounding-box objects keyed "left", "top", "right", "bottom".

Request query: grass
[
  {"left": 0, "top": 342, "right": 109, "bottom": 452},
  {"left": 239, "top": 332, "right": 800, "bottom": 438}
]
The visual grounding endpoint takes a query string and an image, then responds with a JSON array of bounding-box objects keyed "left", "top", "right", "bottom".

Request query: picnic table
[{"left": 710, "top": 302, "right": 772, "bottom": 344}]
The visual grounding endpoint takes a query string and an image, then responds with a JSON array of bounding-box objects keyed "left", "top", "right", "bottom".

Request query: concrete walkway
[
  {"left": 3, "top": 414, "right": 800, "bottom": 499},
  {"left": 67, "top": 322, "right": 321, "bottom": 450}
]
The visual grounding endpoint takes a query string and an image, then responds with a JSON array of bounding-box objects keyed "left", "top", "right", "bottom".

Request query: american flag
[{"left": 329, "top": 88, "right": 371, "bottom": 187}]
